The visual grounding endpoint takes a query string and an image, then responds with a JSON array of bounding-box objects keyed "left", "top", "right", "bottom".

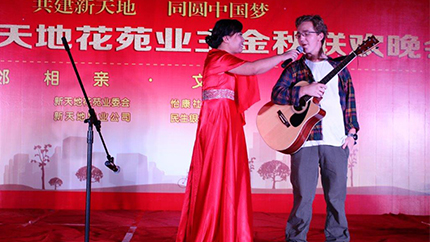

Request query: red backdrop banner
[{"left": 0, "top": 0, "right": 429, "bottom": 215}]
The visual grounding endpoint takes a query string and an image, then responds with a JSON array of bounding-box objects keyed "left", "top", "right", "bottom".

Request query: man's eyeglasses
[{"left": 295, "top": 31, "right": 318, "bottom": 38}]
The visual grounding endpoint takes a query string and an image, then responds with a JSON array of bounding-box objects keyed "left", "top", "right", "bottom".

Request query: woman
[{"left": 176, "top": 19, "right": 299, "bottom": 242}]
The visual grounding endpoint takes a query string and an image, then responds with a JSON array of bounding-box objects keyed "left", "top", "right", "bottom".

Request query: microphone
[
  {"left": 105, "top": 156, "right": 120, "bottom": 173},
  {"left": 281, "top": 46, "right": 303, "bottom": 68}
]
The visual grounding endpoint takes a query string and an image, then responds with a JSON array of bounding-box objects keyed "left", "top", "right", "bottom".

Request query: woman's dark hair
[
  {"left": 205, "top": 19, "right": 243, "bottom": 49},
  {"left": 295, "top": 15, "right": 328, "bottom": 44}
]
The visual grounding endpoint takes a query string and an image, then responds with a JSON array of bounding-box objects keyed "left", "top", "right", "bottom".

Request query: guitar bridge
[{"left": 277, "top": 110, "right": 291, "bottom": 127}]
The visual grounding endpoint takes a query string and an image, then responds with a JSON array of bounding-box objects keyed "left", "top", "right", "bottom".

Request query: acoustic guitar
[{"left": 256, "top": 36, "right": 380, "bottom": 154}]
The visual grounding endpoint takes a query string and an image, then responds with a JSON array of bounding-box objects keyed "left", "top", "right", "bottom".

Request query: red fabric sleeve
[{"left": 204, "top": 50, "right": 260, "bottom": 114}]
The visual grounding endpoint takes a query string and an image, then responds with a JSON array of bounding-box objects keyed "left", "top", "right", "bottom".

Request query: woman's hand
[{"left": 281, "top": 49, "right": 300, "bottom": 62}]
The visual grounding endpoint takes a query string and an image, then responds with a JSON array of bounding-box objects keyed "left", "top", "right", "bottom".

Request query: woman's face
[{"left": 224, "top": 32, "right": 245, "bottom": 54}]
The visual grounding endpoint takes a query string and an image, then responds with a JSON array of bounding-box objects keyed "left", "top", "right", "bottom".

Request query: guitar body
[
  {"left": 256, "top": 82, "right": 326, "bottom": 154},
  {"left": 257, "top": 100, "right": 325, "bottom": 154}
]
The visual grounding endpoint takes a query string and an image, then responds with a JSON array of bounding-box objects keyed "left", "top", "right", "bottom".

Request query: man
[{"left": 271, "top": 15, "right": 359, "bottom": 242}]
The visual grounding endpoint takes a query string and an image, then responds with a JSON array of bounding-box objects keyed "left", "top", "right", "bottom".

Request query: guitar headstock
[{"left": 354, "top": 35, "right": 380, "bottom": 56}]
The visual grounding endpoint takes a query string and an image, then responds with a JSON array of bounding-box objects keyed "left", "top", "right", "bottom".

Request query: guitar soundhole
[
  {"left": 293, "top": 105, "right": 304, "bottom": 112},
  {"left": 290, "top": 104, "right": 310, "bottom": 127}
]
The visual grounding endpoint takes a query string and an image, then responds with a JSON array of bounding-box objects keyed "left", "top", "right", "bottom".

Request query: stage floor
[{"left": 0, "top": 209, "right": 428, "bottom": 241}]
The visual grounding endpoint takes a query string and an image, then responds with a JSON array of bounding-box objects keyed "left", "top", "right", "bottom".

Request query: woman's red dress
[{"left": 176, "top": 49, "right": 260, "bottom": 242}]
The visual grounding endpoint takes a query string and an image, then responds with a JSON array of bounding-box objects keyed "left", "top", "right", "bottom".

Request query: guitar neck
[
  {"left": 301, "top": 52, "right": 357, "bottom": 104},
  {"left": 319, "top": 52, "right": 357, "bottom": 85}
]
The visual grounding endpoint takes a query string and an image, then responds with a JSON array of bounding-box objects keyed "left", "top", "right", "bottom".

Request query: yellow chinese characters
[
  {"left": 34, "top": 0, "right": 137, "bottom": 15},
  {"left": 168, "top": 1, "right": 269, "bottom": 19}
]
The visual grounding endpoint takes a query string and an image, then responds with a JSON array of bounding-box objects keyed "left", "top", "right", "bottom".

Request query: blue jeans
[{"left": 286, "top": 145, "right": 350, "bottom": 242}]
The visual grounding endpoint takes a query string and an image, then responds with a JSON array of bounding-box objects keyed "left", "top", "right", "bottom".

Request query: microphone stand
[{"left": 61, "top": 37, "right": 119, "bottom": 242}]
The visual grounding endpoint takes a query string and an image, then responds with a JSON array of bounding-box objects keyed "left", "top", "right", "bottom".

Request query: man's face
[{"left": 296, "top": 21, "right": 324, "bottom": 56}]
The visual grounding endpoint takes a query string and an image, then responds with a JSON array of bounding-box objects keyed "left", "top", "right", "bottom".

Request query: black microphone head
[
  {"left": 105, "top": 160, "right": 120, "bottom": 173},
  {"left": 281, "top": 46, "right": 304, "bottom": 68},
  {"left": 113, "top": 165, "right": 120, "bottom": 174}
]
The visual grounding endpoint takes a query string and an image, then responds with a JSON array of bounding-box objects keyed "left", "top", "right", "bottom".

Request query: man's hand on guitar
[{"left": 299, "top": 82, "right": 327, "bottom": 98}]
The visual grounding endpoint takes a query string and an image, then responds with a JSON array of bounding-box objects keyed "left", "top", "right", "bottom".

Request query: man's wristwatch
[{"left": 347, "top": 133, "right": 358, "bottom": 145}]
